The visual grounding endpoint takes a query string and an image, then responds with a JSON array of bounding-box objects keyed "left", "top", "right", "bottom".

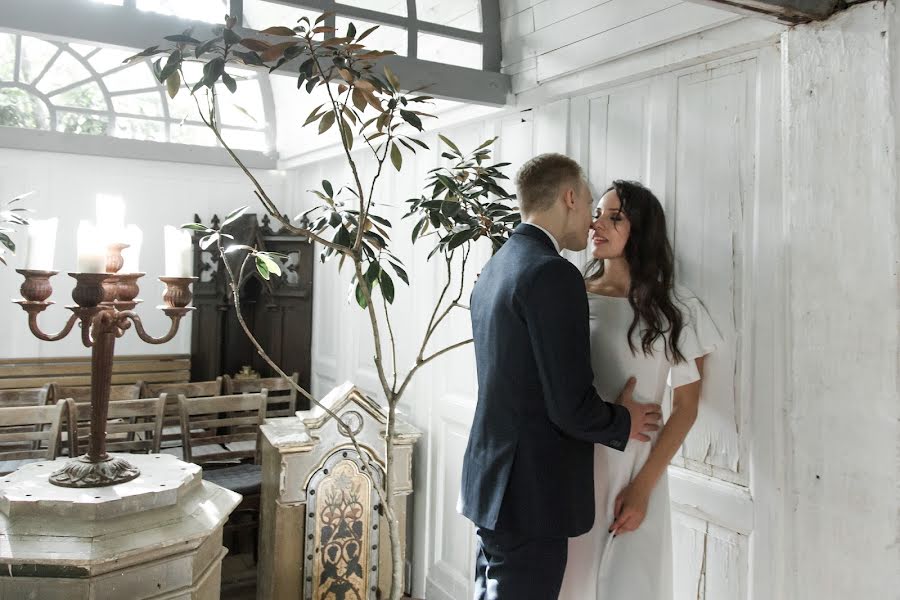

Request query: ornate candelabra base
[
  {"left": 14, "top": 263, "right": 197, "bottom": 489},
  {"left": 49, "top": 453, "right": 141, "bottom": 488}
]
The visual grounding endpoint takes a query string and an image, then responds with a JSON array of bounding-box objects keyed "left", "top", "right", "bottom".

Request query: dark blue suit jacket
[{"left": 458, "top": 223, "right": 631, "bottom": 538}]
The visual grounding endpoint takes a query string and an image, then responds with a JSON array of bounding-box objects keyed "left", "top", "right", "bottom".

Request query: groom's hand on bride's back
[{"left": 616, "top": 377, "right": 662, "bottom": 442}]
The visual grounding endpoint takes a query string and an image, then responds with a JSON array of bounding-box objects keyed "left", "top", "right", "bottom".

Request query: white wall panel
[{"left": 0, "top": 148, "right": 284, "bottom": 359}]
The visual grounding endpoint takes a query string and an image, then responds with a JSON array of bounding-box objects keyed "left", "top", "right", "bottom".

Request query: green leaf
[
  {"left": 222, "top": 206, "right": 248, "bottom": 227},
  {"left": 223, "top": 28, "right": 241, "bottom": 46},
  {"left": 318, "top": 111, "right": 336, "bottom": 134},
  {"left": 199, "top": 232, "right": 220, "bottom": 250},
  {"left": 322, "top": 180, "right": 333, "bottom": 197},
  {"left": 124, "top": 45, "right": 161, "bottom": 63},
  {"left": 379, "top": 269, "right": 394, "bottom": 303},
  {"left": 368, "top": 214, "right": 392, "bottom": 228},
  {"left": 399, "top": 109, "right": 423, "bottom": 131},
  {"left": 259, "top": 26, "right": 297, "bottom": 36},
  {"left": 356, "top": 25, "right": 379, "bottom": 42},
  {"left": 202, "top": 57, "right": 225, "bottom": 87},
  {"left": 405, "top": 136, "right": 429, "bottom": 150},
  {"left": 475, "top": 136, "right": 499, "bottom": 151},
  {"left": 224, "top": 243, "right": 254, "bottom": 254},
  {"left": 258, "top": 253, "right": 282, "bottom": 277},
  {"left": 165, "top": 34, "right": 201, "bottom": 43},
  {"left": 365, "top": 261, "right": 380, "bottom": 286},
  {"left": 390, "top": 142, "right": 402, "bottom": 171},
  {"left": 158, "top": 49, "right": 182, "bottom": 83},
  {"left": 166, "top": 70, "right": 181, "bottom": 98},
  {"left": 303, "top": 103, "right": 325, "bottom": 126},
  {"left": 388, "top": 261, "right": 409, "bottom": 285},
  {"left": 181, "top": 223, "right": 212, "bottom": 232},
  {"left": 222, "top": 72, "right": 237, "bottom": 93},
  {"left": 354, "top": 282, "right": 368, "bottom": 308},
  {"left": 346, "top": 21, "right": 356, "bottom": 39},
  {"left": 339, "top": 116, "right": 354, "bottom": 150},
  {"left": 0, "top": 232, "right": 15, "bottom": 253},
  {"left": 233, "top": 50, "right": 264, "bottom": 66},
  {"left": 438, "top": 134, "right": 461, "bottom": 156},
  {"left": 411, "top": 216, "right": 428, "bottom": 243},
  {"left": 384, "top": 65, "right": 400, "bottom": 90},
  {"left": 195, "top": 36, "right": 222, "bottom": 58},
  {"left": 255, "top": 255, "right": 271, "bottom": 280}
]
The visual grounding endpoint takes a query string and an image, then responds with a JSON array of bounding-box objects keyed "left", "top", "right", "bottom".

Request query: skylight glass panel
[
  {"left": 416, "top": 0, "right": 482, "bottom": 31},
  {"left": 136, "top": 0, "right": 228, "bottom": 23},
  {"left": 242, "top": 0, "right": 318, "bottom": 30},
  {"left": 417, "top": 33, "right": 481, "bottom": 69}
]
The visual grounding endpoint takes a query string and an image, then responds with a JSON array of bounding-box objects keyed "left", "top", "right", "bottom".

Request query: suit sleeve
[{"left": 520, "top": 259, "right": 631, "bottom": 449}]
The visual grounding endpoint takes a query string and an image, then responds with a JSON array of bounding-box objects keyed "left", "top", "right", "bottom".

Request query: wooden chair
[
  {"left": 0, "top": 384, "right": 52, "bottom": 407},
  {"left": 0, "top": 402, "right": 66, "bottom": 475},
  {"left": 143, "top": 378, "right": 223, "bottom": 452},
  {"left": 66, "top": 396, "right": 167, "bottom": 456},
  {"left": 224, "top": 373, "right": 299, "bottom": 417},
  {"left": 0, "top": 385, "right": 54, "bottom": 450},
  {"left": 51, "top": 382, "right": 143, "bottom": 403},
  {"left": 179, "top": 392, "right": 267, "bottom": 558}
]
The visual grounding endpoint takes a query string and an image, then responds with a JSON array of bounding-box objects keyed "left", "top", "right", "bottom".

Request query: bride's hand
[{"left": 609, "top": 482, "right": 652, "bottom": 536}]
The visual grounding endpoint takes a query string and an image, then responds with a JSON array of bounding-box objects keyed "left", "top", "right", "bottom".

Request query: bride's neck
[{"left": 590, "top": 258, "right": 631, "bottom": 296}]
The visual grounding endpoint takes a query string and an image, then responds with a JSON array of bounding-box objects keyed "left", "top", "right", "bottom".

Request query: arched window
[{"left": 0, "top": 31, "right": 274, "bottom": 153}]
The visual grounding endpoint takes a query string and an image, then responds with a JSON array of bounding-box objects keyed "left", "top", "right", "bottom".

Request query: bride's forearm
[{"left": 632, "top": 358, "right": 705, "bottom": 490}]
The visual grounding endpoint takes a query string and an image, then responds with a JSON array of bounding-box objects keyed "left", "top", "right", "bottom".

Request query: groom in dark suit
[{"left": 458, "top": 153, "right": 662, "bottom": 599}]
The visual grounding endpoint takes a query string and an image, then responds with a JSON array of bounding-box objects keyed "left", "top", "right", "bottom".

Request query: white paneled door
[{"left": 421, "top": 47, "right": 782, "bottom": 600}]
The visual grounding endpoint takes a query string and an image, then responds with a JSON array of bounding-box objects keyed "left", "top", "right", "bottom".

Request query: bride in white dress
[{"left": 558, "top": 180, "right": 722, "bottom": 600}]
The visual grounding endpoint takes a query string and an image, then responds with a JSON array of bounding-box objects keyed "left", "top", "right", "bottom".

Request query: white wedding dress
[{"left": 558, "top": 287, "right": 721, "bottom": 600}]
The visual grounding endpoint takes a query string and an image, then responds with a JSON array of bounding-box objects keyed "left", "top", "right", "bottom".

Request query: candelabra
[{"left": 13, "top": 244, "right": 196, "bottom": 488}]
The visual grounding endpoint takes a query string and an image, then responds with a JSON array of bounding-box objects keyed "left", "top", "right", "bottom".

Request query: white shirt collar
[{"left": 524, "top": 222, "right": 561, "bottom": 254}]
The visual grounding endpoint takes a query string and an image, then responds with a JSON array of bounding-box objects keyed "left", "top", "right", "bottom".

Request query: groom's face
[{"left": 564, "top": 179, "right": 594, "bottom": 251}]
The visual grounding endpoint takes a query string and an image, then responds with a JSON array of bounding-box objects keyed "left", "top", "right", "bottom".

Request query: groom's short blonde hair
[{"left": 515, "top": 153, "right": 585, "bottom": 216}]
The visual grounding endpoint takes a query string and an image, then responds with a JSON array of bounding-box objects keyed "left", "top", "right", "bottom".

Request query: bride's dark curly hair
[{"left": 585, "top": 180, "right": 686, "bottom": 363}]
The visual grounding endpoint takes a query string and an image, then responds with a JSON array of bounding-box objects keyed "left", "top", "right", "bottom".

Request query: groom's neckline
[{"left": 516, "top": 222, "right": 561, "bottom": 253}]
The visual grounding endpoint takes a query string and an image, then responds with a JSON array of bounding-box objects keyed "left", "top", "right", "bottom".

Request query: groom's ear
[{"left": 561, "top": 185, "right": 577, "bottom": 209}]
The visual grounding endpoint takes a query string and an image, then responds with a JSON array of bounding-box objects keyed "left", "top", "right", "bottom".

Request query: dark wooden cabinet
[{"left": 190, "top": 213, "right": 313, "bottom": 408}]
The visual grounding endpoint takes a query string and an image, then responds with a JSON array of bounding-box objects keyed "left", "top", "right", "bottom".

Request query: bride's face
[{"left": 590, "top": 190, "right": 630, "bottom": 259}]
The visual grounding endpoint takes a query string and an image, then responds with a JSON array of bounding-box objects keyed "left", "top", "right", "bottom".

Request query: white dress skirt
[{"left": 558, "top": 288, "right": 722, "bottom": 600}]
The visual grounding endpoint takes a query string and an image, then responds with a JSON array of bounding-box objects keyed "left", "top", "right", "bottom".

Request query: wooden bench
[
  {"left": 0, "top": 384, "right": 53, "bottom": 407},
  {"left": 0, "top": 354, "right": 190, "bottom": 390}
]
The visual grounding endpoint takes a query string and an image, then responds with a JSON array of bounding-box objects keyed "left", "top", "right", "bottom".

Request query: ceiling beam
[
  {"left": 687, "top": 0, "right": 841, "bottom": 23},
  {"left": 0, "top": 0, "right": 510, "bottom": 105}
]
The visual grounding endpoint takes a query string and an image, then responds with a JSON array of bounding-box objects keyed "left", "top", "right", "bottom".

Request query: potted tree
[{"left": 134, "top": 11, "right": 518, "bottom": 600}]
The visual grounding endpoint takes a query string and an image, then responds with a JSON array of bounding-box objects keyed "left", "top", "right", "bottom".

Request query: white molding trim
[{"left": 0, "top": 126, "right": 278, "bottom": 169}]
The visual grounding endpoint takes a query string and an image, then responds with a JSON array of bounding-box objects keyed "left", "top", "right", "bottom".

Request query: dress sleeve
[{"left": 666, "top": 291, "right": 723, "bottom": 389}]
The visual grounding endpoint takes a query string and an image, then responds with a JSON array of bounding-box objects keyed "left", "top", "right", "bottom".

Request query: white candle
[
  {"left": 24, "top": 217, "right": 58, "bottom": 270},
  {"left": 76, "top": 221, "right": 107, "bottom": 273},
  {"left": 96, "top": 194, "right": 126, "bottom": 246},
  {"left": 121, "top": 225, "right": 143, "bottom": 273},
  {"left": 164, "top": 226, "right": 194, "bottom": 277}
]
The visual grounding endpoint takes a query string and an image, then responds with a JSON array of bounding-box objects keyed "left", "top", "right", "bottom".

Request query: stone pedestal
[
  {"left": 0, "top": 453, "right": 241, "bottom": 599},
  {"left": 257, "top": 382, "right": 421, "bottom": 600}
]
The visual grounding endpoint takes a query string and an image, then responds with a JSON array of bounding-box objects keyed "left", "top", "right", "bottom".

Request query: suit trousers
[{"left": 474, "top": 528, "right": 568, "bottom": 600}]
